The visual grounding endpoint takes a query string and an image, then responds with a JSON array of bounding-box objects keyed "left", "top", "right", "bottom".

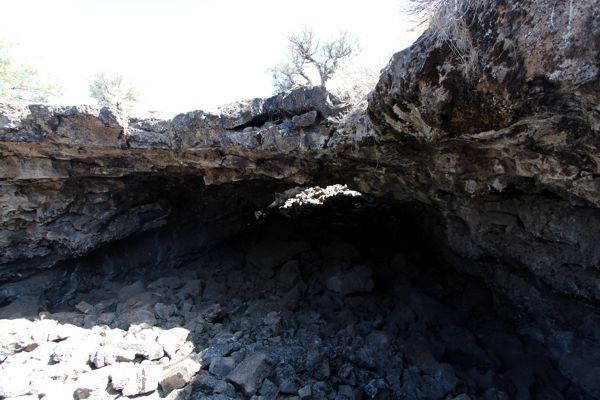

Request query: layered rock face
[
  {"left": 364, "top": 0, "right": 600, "bottom": 359},
  {"left": 0, "top": 87, "right": 340, "bottom": 282},
  {"left": 1, "top": 0, "right": 600, "bottom": 398}
]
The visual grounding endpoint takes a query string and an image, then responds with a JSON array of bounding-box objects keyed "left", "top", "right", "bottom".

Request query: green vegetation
[
  {"left": 0, "top": 40, "right": 61, "bottom": 103},
  {"left": 89, "top": 72, "right": 139, "bottom": 112}
]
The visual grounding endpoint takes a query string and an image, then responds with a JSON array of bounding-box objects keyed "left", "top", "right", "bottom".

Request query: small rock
[
  {"left": 177, "top": 280, "right": 204, "bottom": 301},
  {"left": 147, "top": 276, "right": 184, "bottom": 291},
  {"left": 156, "top": 327, "right": 190, "bottom": 358},
  {"left": 336, "top": 385, "right": 360, "bottom": 400},
  {"left": 338, "top": 363, "right": 356, "bottom": 385},
  {"left": 276, "top": 260, "right": 301, "bottom": 290},
  {"left": 247, "top": 240, "right": 310, "bottom": 270},
  {"left": 298, "top": 384, "right": 312, "bottom": 399},
  {"left": 227, "top": 352, "right": 273, "bottom": 396},
  {"left": 91, "top": 345, "right": 136, "bottom": 368},
  {"left": 154, "top": 303, "right": 178, "bottom": 320},
  {"left": 198, "top": 340, "right": 241, "bottom": 366},
  {"left": 199, "top": 304, "right": 224, "bottom": 323},
  {"left": 117, "top": 280, "right": 146, "bottom": 303},
  {"left": 213, "top": 380, "right": 236, "bottom": 396},
  {"left": 192, "top": 371, "right": 221, "bottom": 393},
  {"left": 120, "top": 308, "right": 158, "bottom": 327},
  {"left": 75, "top": 301, "right": 96, "bottom": 314},
  {"left": 313, "top": 357, "right": 330, "bottom": 380},
  {"left": 0, "top": 287, "right": 15, "bottom": 306},
  {"left": 0, "top": 363, "right": 31, "bottom": 398},
  {"left": 166, "top": 385, "right": 192, "bottom": 400},
  {"left": 209, "top": 356, "right": 236, "bottom": 378},
  {"left": 363, "top": 378, "right": 386, "bottom": 399},
  {"left": 94, "top": 299, "right": 116, "bottom": 313},
  {"left": 74, "top": 367, "right": 111, "bottom": 399},
  {"left": 121, "top": 337, "right": 164, "bottom": 361},
  {"left": 292, "top": 110, "right": 318, "bottom": 129},
  {"left": 97, "top": 312, "right": 115, "bottom": 326},
  {"left": 30, "top": 377, "right": 77, "bottom": 400},
  {"left": 326, "top": 265, "right": 374, "bottom": 295},
  {"left": 52, "top": 334, "right": 101, "bottom": 367},
  {"left": 278, "top": 376, "right": 300, "bottom": 395},
  {"left": 110, "top": 363, "right": 162, "bottom": 396},
  {"left": 47, "top": 312, "right": 85, "bottom": 327},
  {"left": 259, "top": 378, "right": 280, "bottom": 400},
  {"left": 83, "top": 314, "right": 98, "bottom": 329},
  {"left": 160, "top": 356, "right": 202, "bottom": 394}
]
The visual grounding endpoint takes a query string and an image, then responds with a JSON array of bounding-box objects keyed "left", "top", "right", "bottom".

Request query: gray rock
[
  {"left": 298, "top": 384, "right": 312, "bottom": 399},
  {"left": 160, "top": 356, "right": 201, "bottom": 394},
  {"left": 325, "top": 265, "right": 374, "bottom": 295},
  {"left": 258, "top": 379, "right": 280, "bottom": 400},
  {"left": 109, "top": 363, "right": 162, "bottom": 396},
  {"left": 91, "top": 345, "right": 136, "bottom": 368},
  {"left": 199, "top": 304, "right": 224, "bottom": 323},
  {"left": 52, "top": 334, "right": 101, "bottom": 367},
  {"left": 213, "top": 380, "right": 236, "bottom": 396},
  {"left": 292, "top": 110, "right": 318, "bottom": 129},
  {"left": 192, "top": 371, "right": 221, "bottom": 394},
  {"left": 276, "top": 260, "right": 302, "bottom": 290},
  {"left": 73, "top": 367, "right": 111, "bottom": 399},
  {"left": 156, "top": 327, "right": 190, "bottom": 358},
  {"left": 363, "top": 379, "right": 386, "bottom": 399},
  {"left": 117, "top": 280, "right": 145, "bottom": 303},
  {"left": 226, "top": 352, "right": 273, "bottom": 396},
  {"left": 209, "top": 356, "right": 236, "bottom": 378},
  {"left": 198, "top": 340, "right": 241, "bottom": 366},
  {"left": 154, "top": 303, "right": 178, "bottom": 320},
  {"left": 247, "top": 241, "right": 310, "bottom": 270},
  {"left": 113, "top": 337, "right": 164, "bottom": 361},
  {"left": 336, "top": 385, "right": 361, "bottom": 400},
  {"left": 0, "top": 363, "right": 31, "bottom": 398},
  {"left": 75, "top": 301, "right": 96, "bottom": 314}
]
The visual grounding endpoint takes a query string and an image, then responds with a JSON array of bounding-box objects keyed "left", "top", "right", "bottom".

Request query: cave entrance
[{"left": 0, "top": 182, "right": 592, "bottom": 400}]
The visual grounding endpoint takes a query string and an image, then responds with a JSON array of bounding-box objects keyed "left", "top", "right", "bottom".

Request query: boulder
[{"left": 226, "top": 352, "right": 273, "bottom": 396}]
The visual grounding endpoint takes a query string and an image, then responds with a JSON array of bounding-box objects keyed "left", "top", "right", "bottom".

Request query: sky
[{"left": 0, "top": 0, "right": 422, "bottom": 114}]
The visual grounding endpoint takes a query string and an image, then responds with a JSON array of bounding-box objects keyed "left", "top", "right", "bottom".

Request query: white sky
[{"left": 0, "top": 0, "right": 421, "bottom": 114}]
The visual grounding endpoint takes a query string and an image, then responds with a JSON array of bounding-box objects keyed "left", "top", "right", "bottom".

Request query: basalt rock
[{"left": 1, "top": 0, "right": 600, "bottom": 397}]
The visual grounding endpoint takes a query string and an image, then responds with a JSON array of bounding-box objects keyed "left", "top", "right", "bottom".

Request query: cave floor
[{"left": 0, "top": 211, "right": 591, "bottom": 400}]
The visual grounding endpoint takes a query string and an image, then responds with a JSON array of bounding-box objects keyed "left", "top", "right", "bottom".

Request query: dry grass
[{"left": 406, "top": 0, "right": 484, "bottom": 75}]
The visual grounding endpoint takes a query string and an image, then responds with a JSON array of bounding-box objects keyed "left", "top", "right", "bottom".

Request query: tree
[
  {"left": 0, "top": 40, "right": 61, "bottom": 103},
  {"left": 270, "top": 28, "right": 355, "bottom": 92},
  {"left": 89, "top": 72, "right": 139, "bottom": 112}
]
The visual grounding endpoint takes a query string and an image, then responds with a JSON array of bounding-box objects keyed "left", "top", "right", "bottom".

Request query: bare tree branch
[{"left": 270, "top": 28, "right": 356, "bottom": 92}]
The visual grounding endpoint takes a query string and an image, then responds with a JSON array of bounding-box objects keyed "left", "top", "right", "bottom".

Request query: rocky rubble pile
[
  {"left": 0, "top": 318, "right": 196, "bottom": 399},
  {"left": 0, "top": 212, "right": 590, "bottom": 400}
]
